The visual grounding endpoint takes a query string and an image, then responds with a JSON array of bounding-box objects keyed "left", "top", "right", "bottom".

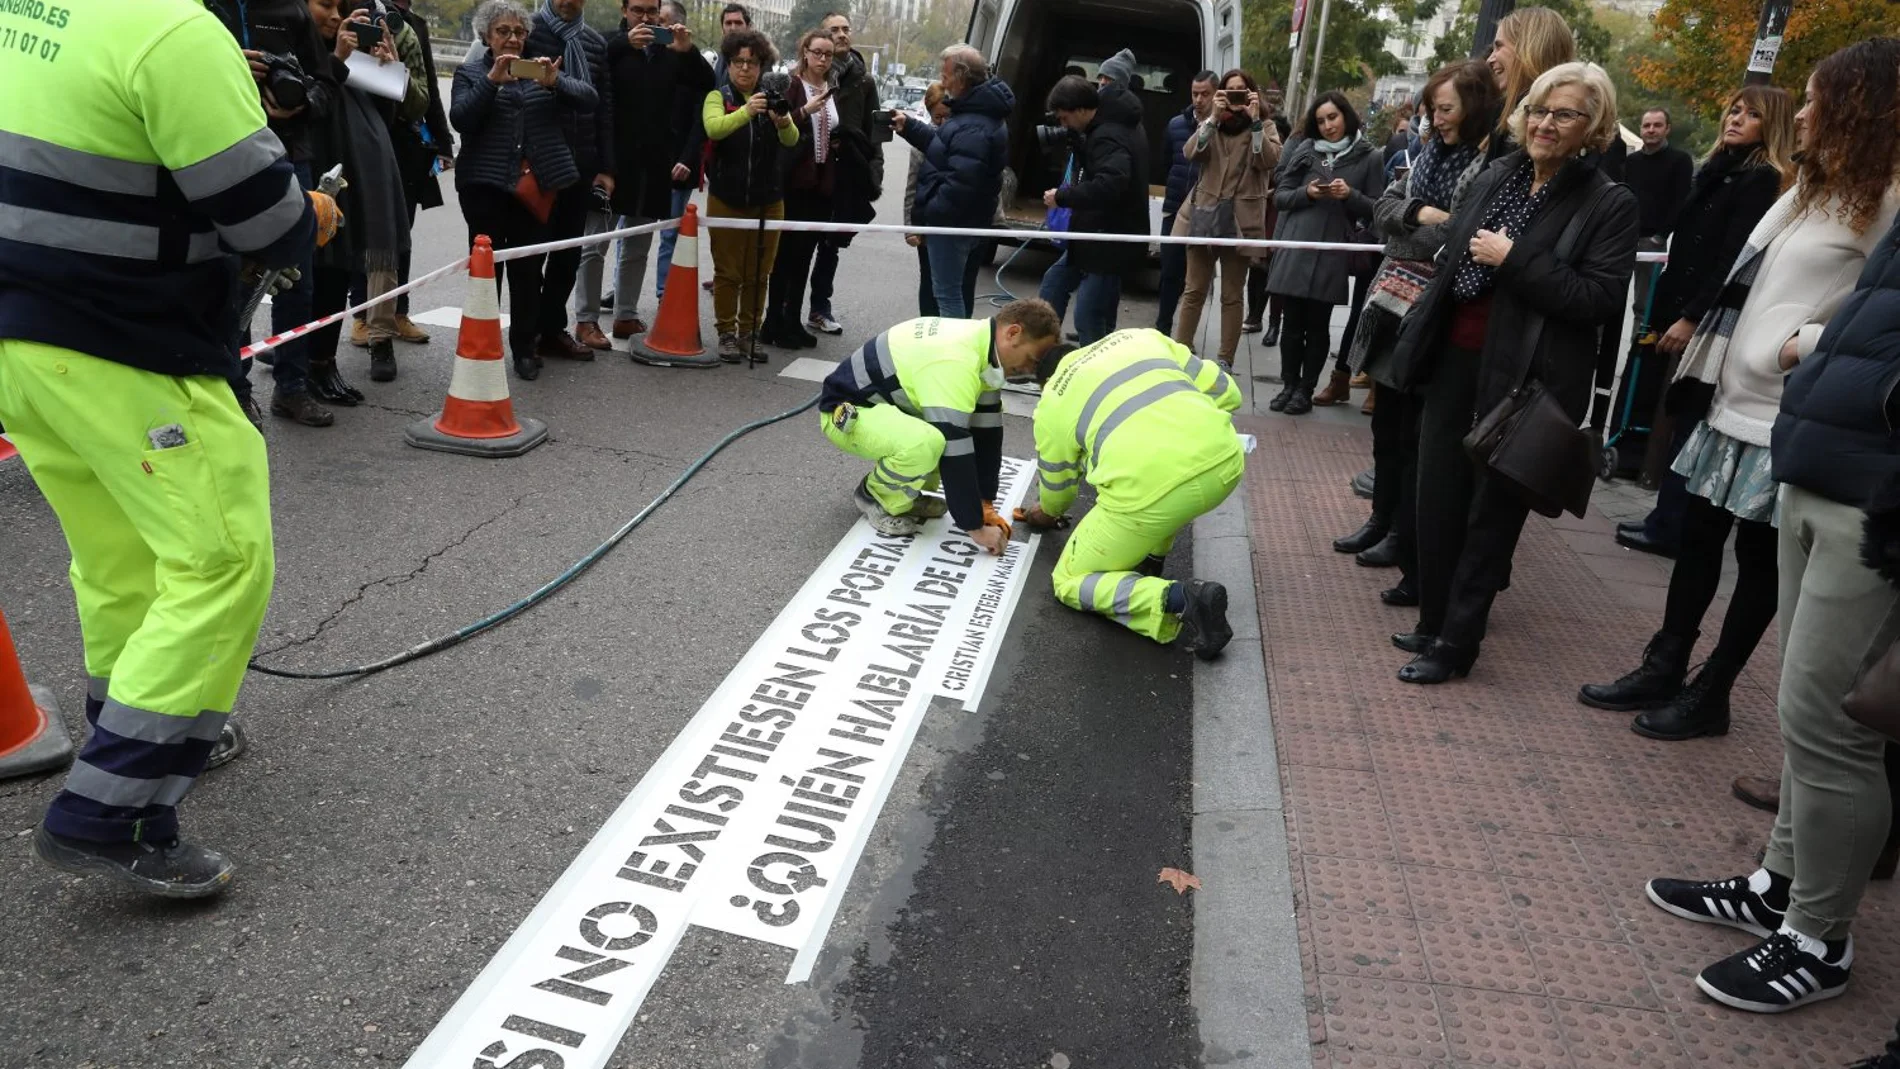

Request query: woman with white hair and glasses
[{"left": 1384, "top": 62, "right": 1639, "bottom": 683}]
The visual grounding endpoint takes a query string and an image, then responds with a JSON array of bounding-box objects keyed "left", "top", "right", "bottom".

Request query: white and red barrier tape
[{"left": 238, "top": 215, "right": 1668, "bottom": 359}]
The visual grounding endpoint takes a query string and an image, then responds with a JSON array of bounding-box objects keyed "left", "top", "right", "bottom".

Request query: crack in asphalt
[{"left": 255, "top": 492, "right": 534, "bottom": 658}]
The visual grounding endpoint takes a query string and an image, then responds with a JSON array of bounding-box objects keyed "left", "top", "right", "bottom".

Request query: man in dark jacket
[
  {"left": 895, "top": 45, "right": 1013, "bottom": 319},
  {"left": 711, "top": 2, "right": 749, "bottom": 88},
  {"left": 1045, "top": 74, "right": 1149, "bottom": 346},
  {"left": 576, "top": 0, "right": 711, "bottom": 348},
  {"left": 208, "top": 0, "right": 339, "bottom": 427},
  {"left": 528, "top": 0, "right": 614, "bottom": 361},
  {"left": 805, "top": 11, "right": 886, "bottom": 337},
  {"left": 1156, "top": 71, "right": 1216, "bottom": 334}
]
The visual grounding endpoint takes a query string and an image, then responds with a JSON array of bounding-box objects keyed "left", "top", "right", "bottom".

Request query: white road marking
[
  {"left": 402, "top": 460, "right": 1043, "bottom": 1069},
  {"left": 777, "top": 357, "right": 1038, "bottom": 419}
]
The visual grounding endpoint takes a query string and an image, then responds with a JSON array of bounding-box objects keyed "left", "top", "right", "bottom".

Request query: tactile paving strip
[{"left": 1237, "top": 414, "right": 1900, "bottom": 1069}]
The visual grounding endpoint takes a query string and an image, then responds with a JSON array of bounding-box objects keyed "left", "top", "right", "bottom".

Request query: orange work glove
[
  {"left": 981, "top": 500, "right": 1012, "bottom": 540},
  {"left": 307, "top": 190, "right": 342, "bottom": 248}
]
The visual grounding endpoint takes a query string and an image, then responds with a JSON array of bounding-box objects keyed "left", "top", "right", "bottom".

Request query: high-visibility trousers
[
  {"left": 820, "top": 404, "right": 943, "bottom": 515},
  {"left": 1052, "top": 449, "right": 1244, "bottom": 643},
  {"left": 0, "top": 340, "right": 274, "bottom": 844}
]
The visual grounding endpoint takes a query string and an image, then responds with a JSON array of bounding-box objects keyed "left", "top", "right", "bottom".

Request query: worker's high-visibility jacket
[
  {"left": 820, "top": 316, "right": 1005, "bottom": 532},
  {"left": 1033, "top": 328, "right": 1242, "bottom": 517},
  {"left": 0, "top": 0, "right": 315, "bottom": 380}
]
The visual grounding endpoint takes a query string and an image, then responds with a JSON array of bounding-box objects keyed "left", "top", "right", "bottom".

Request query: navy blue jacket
[
  {"left": 1161, "top": 105, "right": 1198, "bottom": 219},
  {"left": 900, "top": 77, "right": 1014, "bottom": 228},
  {"left": 1773, "top": 212, "right": 1900, "bottom": 508},
  {"left": 451, "top": 48, "right": 586, "bottom": 196}
]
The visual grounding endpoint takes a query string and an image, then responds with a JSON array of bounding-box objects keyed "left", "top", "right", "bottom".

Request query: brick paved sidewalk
[{"left": 1237, "top": 410, "right": 1899, "bottom": 1069}]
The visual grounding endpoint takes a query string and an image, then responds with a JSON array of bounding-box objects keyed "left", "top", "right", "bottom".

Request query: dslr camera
[
  {"left": 260, "top": 51, "right": 310, "bottom": 112},
  {"left": 759, "top": 71, "right": 792, "bottom": 117},
  {"left": 1035, "top": 113, "right": 1079, "bottom": 152}
]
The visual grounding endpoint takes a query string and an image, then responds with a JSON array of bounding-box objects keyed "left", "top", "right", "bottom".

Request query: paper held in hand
[{"left": 344, "top": 51, "right": 408, "bottom": 102}]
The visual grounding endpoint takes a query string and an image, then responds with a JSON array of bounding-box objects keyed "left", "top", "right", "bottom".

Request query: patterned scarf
[
  {"left": 537, "top": 0, "right": 593, "bottom": 86},
  {"left": 1452, "top": 159, "right": 1551, "bottom": 300},
  {"left": 1676, "top": 190, "right": 1801, "bottom": 385},
  {"left": 1409, "top": 136, "right": 1479, "bottom": 213}
]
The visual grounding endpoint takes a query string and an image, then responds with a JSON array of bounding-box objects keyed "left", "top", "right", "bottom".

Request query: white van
[{"left": 963, "top": 0, "right": 1243, "bottom": 237}]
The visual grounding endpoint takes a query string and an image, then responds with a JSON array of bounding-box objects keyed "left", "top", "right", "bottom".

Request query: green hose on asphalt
[{"left": 247, "top": 392, "right": 821, "bottom": 681}]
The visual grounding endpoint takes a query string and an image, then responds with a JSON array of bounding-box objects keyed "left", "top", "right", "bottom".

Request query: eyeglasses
[
  {"left": 1526, "top": 106, "right": 1588, "bottom": 126},
  {"left": 728, "top": 56, "right": 760, "bottom": 68},
  {"left": 490, "top": 24, "right": 528, "bottom": 38},
  {"left": 805, "top": 46, "right": 833, "bottom": 57}
]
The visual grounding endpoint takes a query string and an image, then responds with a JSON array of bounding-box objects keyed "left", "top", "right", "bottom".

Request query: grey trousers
[
  {"left": 1764, "top": 484, "right": 1900, "bottom": 941},
  {"left": 572, "top": 211, "right": 655, "bottom": 326}
]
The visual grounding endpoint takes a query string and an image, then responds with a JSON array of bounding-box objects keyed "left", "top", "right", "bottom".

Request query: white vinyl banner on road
[{"left": 407, "top": 459, "right": 1042, "bottom": 1069}]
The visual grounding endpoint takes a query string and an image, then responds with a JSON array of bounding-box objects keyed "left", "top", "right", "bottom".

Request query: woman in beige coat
[{"left": 1171, "top": 69, "right": 1281, "bottom": 368}]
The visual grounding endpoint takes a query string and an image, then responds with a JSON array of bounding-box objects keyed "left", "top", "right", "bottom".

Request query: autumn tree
[
  {"left": 1241, "top": 0, "right": 1415, "bottom": 102},
  {"left": 1639, "top": 0, "right": 1892, "bottom": 121}
]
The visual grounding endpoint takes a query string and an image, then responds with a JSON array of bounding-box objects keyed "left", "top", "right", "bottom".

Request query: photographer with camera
[
  {"left": 1171, "top": 70, "right": 1280, "bottom": 370},
  {"left": 207, "top": 0, "right": 339, "bottom": 425},
  {"left": 758, "top": 29, "right": 841, "bottom": 350},
  {"left": 893, "top": 45, "right": 1013, "bottom": 319},
  {"left": 1040, "top": 71, "right": 1149, "bottom": 346},
  {"left": 701, "top": 29, "right": 800, "bottom": 361}
]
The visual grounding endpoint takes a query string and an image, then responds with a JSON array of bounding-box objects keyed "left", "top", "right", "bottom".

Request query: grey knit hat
[{"left": 1098, "top": 48, "right": 1136, "bottom": 88}]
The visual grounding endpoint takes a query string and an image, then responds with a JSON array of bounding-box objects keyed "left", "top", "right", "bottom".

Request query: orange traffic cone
[
  {"left": 405, "top": 236, "right": 550, "bottom": 458},
  {"left": 632, "top": 204, "right": 719, "bottom": 369},
  {"left": 0, "top": 606, "right": 73, "bottom": 781}
]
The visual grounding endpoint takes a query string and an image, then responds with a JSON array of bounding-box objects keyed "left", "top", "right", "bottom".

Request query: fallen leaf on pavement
[{"left": 1157, "top": 867, "right": 1202, "bottom": 894}]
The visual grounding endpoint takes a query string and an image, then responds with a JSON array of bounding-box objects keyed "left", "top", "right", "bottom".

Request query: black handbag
[
  {"left": 1463, "top": 380, "right": 1597, "bottom": 517},
  {"left": 1460, "top": 181, "right": 1615, "bottom": 519}
]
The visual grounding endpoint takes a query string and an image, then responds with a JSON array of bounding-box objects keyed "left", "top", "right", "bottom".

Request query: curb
[{"left": 1189, "top": 476, "right": 1309, "bottom": 1068}]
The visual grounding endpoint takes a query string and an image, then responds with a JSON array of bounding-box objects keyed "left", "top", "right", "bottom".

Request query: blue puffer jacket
[
  {"left": 900, "top": 76, "right": 1014, "bottom": 228},
  {"left": 1161, "top": 105, "right": 1198, "bottom": 219},
  {"left": 450, "top": 47, "right": 585, "bottom": 196},
  {"left": 1773, "top": 212, "right": 1900, "bottom": 508}
]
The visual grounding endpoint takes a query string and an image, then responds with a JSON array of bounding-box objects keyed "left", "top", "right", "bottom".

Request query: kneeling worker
[
  {"left": 820, "top": 300, "right": 1063, "bottom": 554},
  {"left": 1022, "top": 328, "right": 1243, "bottom": 658}
]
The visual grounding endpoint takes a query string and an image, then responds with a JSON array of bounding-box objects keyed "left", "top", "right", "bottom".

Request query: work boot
[
  {"left": 718, "top": 332, "right": 743, "bottom": 364},
  {"left": 34, "top": 826, "right": 235, "bottom": 899},
  {"left": 855, "top": 477, "right": 922, "bottom": 537},
  {"left": 1632, "top": 657, "right": 1740, "bottom": 740},
  {"left": 310, "top": 360, "right": 364, "bottom": 406},
  {"left": 1312, "top": 369, "right": 1351, "bottom": 406},
  {"left": 1333, "top": 517, "right": 1389, "bottom": 554},
  {"left": 369, "top": 339, "right": 397, "bottom": 382},
  {"left": 270, "top": 390, "right": 334, "bottom": 427},
  {"left": 394, "top": 315, "right": 430, "bottom": 344},
  {"left": 349, "top": 316, "right": 370, "bottom": 347},
  {"left": 204, "top": 721, "right": 247, "bottom": 771},
  {"left": 1176, "top": 579, "right": 1232, "bottom": 661},
  {"left": 907, "top": 495, "right": 949, "bottom": 519},
  {"left": 1579, "top": 630, "right": 1696, "bottom": 711},
  {"left": 575, "top": 322, "right": 612, "bottom": 351}
]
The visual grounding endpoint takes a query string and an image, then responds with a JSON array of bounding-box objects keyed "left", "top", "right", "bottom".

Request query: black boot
[
  {"left": 1262, "top": 323, "right": 1280, "bottom": 347},
  {"left": 1268, "top": 386, "right": 1293, "bottom": 412},
  {"left": 1391, "top": 630, "right": 1435, "bottom": 654},
  {"left": 1398, "top": 639, "right": 1477, "bottom": 684},
  {"left": 1578, "top": 630, "right": 1696, "bottom": 711},
  {"left": 1632, "top": 658, "right": 1739, "bottom": 740},
  {"left": 1356, "top": 532, "right": 1402, "bottom": 568},
  {"left": 1176, "top": 579, "right": 1232, "bottom": 660},
  {"left": 310, "top": 360, "right": 364, "bottom": 406},
  {"left": 369, "top": 339, "right": 397, "bottom": 382},
  {"left": 1381, "top": 574, "right": 1418, "bottom": 607},
  {"left": 1333, "top": 518, "right": 1389, "bottom": 554},
  {"left": 1283, "top": 387, "right": 1314, "bottom": 415}
]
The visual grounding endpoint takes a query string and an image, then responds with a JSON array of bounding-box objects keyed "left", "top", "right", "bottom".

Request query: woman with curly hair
[{"left": 1642, "top": 37, "right": 1900, "bottom": 1015}]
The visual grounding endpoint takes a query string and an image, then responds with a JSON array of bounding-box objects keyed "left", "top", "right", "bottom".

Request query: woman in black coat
[{"left": 1386, "top": 62, "right": 1638, "bottom": 683}]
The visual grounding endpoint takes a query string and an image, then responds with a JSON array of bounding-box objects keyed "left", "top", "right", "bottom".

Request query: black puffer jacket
[
  {"left": 1055, "top": 84, "right": 1150, "bottom": 274},
  {"left": 450, "top": 47, "right": 585, "bottom": 196},
  {"left": 1774, "top": 212, "right": 1900, "bottom": 508},
  {"left": 525, "top": 14, "right": 614, "bottom": 179}
]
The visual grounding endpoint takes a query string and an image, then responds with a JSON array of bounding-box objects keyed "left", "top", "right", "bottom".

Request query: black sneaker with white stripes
[
  {"left": 1696, "top": 930, "right": 1851, "bottom": 1013},
  {"left": 1646, "top": 873, "right": 1786, "bottom": 938}
]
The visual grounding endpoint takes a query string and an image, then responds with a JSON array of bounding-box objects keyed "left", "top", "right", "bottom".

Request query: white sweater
[{"left": 1686, "top": 184, "right": 1900, "bottom": 446}]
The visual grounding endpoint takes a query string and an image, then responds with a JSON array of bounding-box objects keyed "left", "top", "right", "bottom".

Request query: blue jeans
[
  {"left": 655, "top": 187, "right": 692, "bottom": 301},
  {"left": 1038, "top": 249, "right": 1082, "bottom": 323},
  {"left": 926, "top": 235, "right": 980, "bottom": 318},
  {"left": 1155, "top": 212, "right": 1186, "bottom": 334},
  {"left": 270, "top": 161, "right": 316, "bottom": 395},
  {"left": 1073, "top": 272, "right": 1122, "bottom": 345}
]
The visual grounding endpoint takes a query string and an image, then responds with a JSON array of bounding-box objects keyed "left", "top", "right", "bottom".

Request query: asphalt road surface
[{"left": 0, "top": 138, "right": 1223, "bottom": 1068}]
